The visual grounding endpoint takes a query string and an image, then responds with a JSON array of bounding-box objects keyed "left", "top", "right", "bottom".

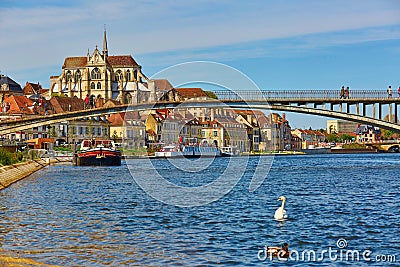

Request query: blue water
[{"left": 0, "top": 154, "right": 399, "bottom": 266}]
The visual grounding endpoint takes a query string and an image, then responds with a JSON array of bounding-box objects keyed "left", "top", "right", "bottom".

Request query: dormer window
[{"left": 91, "top": 68, "right": 101, "bottom": 79}]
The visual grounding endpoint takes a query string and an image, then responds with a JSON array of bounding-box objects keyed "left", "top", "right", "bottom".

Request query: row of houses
[{"left": 1, "top": 74, "right": 297, "bottom": 151}]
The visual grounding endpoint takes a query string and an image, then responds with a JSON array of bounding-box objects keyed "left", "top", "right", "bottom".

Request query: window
[
  {"left": 91, "top": 68, "right": 101, "bottom": 79},
  {"left": 66, "top": 71, "right": 72, "bottom": 82},
  {"left": 98, "top": 127, "right": 101, "bottom": 136},
  {"left": 213, "top": 131, "right": 218, "bottom": 137},
  {"left": 115, "top": 70, "right": 123, "bottom": 82},
  {"left": 97, "top": 82, "right": 101, "bottom": 89},
  {"left": 75, "top": 70, "right": 81, "bottom": 82},
  {"left": 90, "top": 82, "right": 95, "bottom": 90},
  {"left": 126, "top": 70, "right": 131, "bottom": 81},
  {"left": 85, "top": 127, "right": 89, "bottom": 135},
  {"left": 79, "top": 127, "right": 83, "bottom": 135}
]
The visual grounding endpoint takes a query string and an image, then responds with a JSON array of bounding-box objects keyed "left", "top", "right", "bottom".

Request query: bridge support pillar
[
  {"left": 362, "top": 103, "right": 366, "bottom": 117},
  {"left": 339, "top": 103, "right": 342, "bottom": 112},
  {"left": 347, "top": 103, "right": 350, "bottom": 114},
  {"left": 330, "top": 103, "right": 333, "bottom": 111},
  {"left": 389, "top": 104, "right": 393, "bottom": 123},
  {"left": 356, "top": 103, "right": 360, "bottom": 115},
  {"left": 395, "top": 104, "right": 398, "bottom": 124},
  {"left": 379, "top": 104, "right": 382, "bottom": 120},
  {"left": 372, "top": 104, "right": 375, "bottom": 119}
]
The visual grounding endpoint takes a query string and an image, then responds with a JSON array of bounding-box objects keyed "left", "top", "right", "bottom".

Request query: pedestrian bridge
[{"left": 1, "top": 89, "right": 400, "bottom": 135}]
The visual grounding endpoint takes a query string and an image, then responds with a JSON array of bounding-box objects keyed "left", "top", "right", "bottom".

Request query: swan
[{"left": 274, "top": 196, "right": 288, "bottom": 220}]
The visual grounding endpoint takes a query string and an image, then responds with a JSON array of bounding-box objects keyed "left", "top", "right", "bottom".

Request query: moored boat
[
  {"left": 154, "top": 145, "right": 180, "bottom": 158},
  {"left": 75, "top": 139, "right": 121, "bottom": 166},
  {"left": 155, "top": 143, "right": 221, "bottom": 158},
  {"left": 220, "top": 146, "right": 239, "bottom": 157}
]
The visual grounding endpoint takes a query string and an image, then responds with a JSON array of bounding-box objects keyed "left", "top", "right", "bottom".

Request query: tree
[
  {"left": 112, "top": 130, "right": 118, "bottom": 142},
  {"left": 204, "top": 91, "right": 218, "bottom": 99},
  {"left": 381, "top": 129, "right": 394, "bottom": 140},
  {"left": 339, "top": 134, "right": 353, "bottom": 142},
  {"left": 326, "top": 133, "right": 339, "bottom": 142}
]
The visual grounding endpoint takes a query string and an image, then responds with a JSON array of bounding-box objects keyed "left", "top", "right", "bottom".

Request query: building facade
[{"left": 327, "top": 120, "right": 358, "bottom": 134}]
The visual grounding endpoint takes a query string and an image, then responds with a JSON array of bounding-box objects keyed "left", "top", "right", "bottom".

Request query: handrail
[{"left": 213, "top": 90, "right": 395, "bottom": 100}]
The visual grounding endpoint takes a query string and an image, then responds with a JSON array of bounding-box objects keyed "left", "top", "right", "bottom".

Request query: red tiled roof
[
  {"left": 23, "top": 82, "right": 42, "bottom": 95},
  {"left": 62, "top": 57, "right": 87, "bottom": 68},
  {"left": 107, "top": 55, "right": 139, "bottom": 67},
  {"left": 108, "top": 113, "right": 125, "bottom": 126},
  {"left": 175, "top": 88, "right": 208, "bottom": 99},
  {"left": 3, "top": 95, "right": 35, "bottom": 115},
  {"left": 153, "top": 79, "right": 173, "bottom": 91},
  {"left": 49, "top": 96, "right": 85, "bottom": 113}
]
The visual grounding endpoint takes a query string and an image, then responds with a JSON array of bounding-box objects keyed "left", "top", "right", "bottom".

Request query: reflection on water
[{"left": 0, "top": 154, "right": 399, "bottom": 266}]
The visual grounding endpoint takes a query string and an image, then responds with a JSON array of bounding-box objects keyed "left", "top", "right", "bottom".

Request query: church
[{"left": 49, "top": 30, "right": 158, "bottom": 105}]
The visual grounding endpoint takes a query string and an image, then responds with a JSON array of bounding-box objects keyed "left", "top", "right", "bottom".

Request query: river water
[{"left": 0, "top": 154, "right": 399, "bottom": 266}]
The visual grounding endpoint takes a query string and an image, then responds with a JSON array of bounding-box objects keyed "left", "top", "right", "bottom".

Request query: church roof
[
  {"left": 62, "top": 57, "right": 87, "bottom": 68},
  {"left": 62, "top": 55, "right": 139, "bottom": 68},
  {"left": 107, "top": 55, "right": 139, "bottom": 67}
]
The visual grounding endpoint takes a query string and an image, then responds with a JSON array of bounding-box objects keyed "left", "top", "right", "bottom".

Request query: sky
[{"left": 1, "top": 0, "right": 400, "bottom": 129}]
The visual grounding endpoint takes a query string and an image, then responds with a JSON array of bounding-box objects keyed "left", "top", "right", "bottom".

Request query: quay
[{"left": 0, "top": 158, "right": 69, "bottom": 191}]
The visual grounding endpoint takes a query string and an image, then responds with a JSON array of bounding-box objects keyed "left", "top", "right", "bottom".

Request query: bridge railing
[{"left": 213, "top": 90, "right": 393, "bottom": 100}]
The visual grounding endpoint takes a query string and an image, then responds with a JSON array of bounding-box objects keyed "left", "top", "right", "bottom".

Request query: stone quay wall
[{"left": 0, "top": 160, "right": 47, "bottom": 190}]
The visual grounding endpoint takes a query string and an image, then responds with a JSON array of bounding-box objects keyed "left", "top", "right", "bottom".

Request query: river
[{"left": 0, "top": 154, "right": 399, "bottom": 266}]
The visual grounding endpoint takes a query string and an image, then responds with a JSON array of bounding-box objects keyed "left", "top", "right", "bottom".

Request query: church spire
[{"left": 103, "top": 25, "right": 108, "bottom": 58}]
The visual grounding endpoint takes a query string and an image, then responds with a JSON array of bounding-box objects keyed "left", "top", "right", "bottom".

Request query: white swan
[{"left": 274, "top": 196, "right": 288, "bottom": 220}]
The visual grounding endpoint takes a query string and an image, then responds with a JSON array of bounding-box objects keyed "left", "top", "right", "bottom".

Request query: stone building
[
  {"left": 49, "top": 30, "right": 156, "bottom": 104},
  {"left": 0, "top": 74, "right": 23, "bottom": 102},
  {"left": 327, "top": 120, "right": 358, "bottom": 134}
]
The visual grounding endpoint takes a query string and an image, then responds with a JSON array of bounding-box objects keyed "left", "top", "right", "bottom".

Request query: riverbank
[{"left": 0, "top": 160, "right": 48, "bottom": 190}]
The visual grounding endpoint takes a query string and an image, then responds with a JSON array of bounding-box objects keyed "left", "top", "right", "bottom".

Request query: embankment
[{"left": 0, "top": 159, "right": 47, "bottom": 190}]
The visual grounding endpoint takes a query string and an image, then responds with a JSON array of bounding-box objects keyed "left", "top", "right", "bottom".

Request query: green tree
[
  {"left": 381, "top": 129, "right": 394, "bottom": 140},
  {"left": 326, "top": 133, "right": 339, "bottom": 142},
  {"left": 339, "top": 134, "right": 353, "bottom": 142},
  {"left": 204, "top": 91, "right": 218, "bottom": 99},
  {"left": 112, "top": 130, "right": 119, "bottom": 142}
]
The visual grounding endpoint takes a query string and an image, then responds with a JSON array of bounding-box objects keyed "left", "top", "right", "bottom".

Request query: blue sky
[{"left": 1, "top": 0, "right": 400, "bottom": 128}]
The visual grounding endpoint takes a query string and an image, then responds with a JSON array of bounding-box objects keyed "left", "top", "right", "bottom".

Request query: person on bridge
[
  {"left": 340, "top": 86, "right": 345, "bottom": 99},
  {"left": 387, "top": 86, "right": 392, "bottom": 98},
  {"left": 84, "top": 94, "right": 89, "bottom": 109},
  {"left": 398, "top": 86, "right": 400, "bottom": 98},
  {"left": 344, "top": 86, "right": 349, "bottom": 99}
]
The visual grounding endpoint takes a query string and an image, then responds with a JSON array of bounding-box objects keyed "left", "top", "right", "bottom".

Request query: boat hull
[{"left": 75, "top": 148, "right": 121, "bottom": 166}]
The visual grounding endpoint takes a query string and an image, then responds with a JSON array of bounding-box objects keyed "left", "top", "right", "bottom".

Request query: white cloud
[{"left": 1, "top": 0, "right": 400, "bottom": 84}]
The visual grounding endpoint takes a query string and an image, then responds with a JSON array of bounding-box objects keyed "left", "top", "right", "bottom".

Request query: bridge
[{"left": 1, "top": 89, "right": 400, "bottom": 135}]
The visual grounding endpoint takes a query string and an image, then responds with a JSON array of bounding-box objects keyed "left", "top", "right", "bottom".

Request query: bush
[{"left": 0, "top": 148, "right": 23, "bottom": 166}]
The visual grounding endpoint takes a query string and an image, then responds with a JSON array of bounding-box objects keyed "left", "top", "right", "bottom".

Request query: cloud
[{"left": 1, "top": 0, "right": 400, "bottom": 85}]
